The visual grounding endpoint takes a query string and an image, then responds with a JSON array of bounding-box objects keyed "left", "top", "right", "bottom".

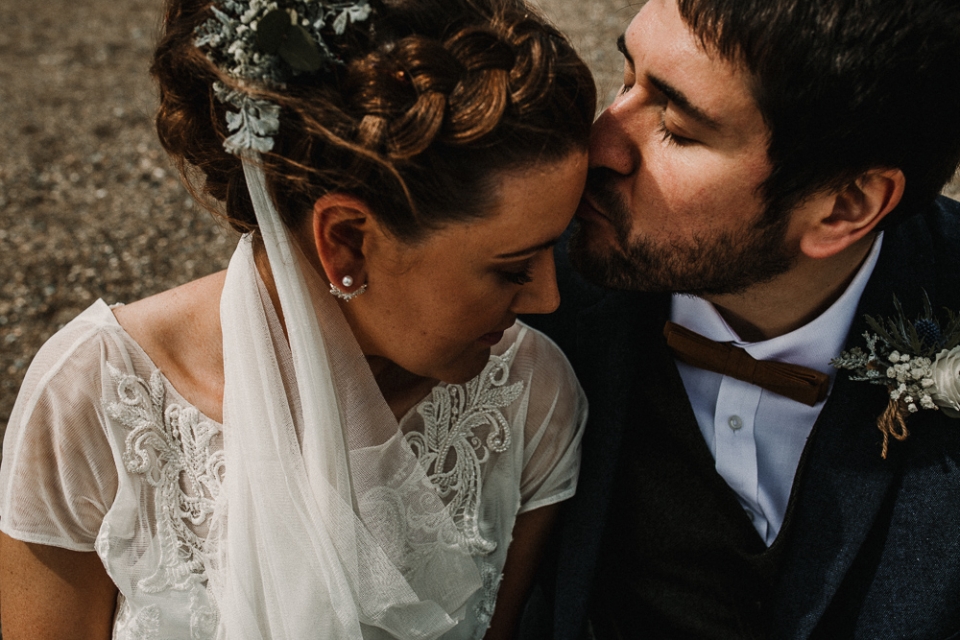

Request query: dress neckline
[
  {"left": 92, "top": 298, "right": 226, "bottom": 428},
  {"left": 91, "top": 298, "right": 508, "bottom": 432}
]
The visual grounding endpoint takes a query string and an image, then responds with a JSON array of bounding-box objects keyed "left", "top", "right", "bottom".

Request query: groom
[{"left": 524, "top": 0, "right": 960, "bottom": 637}]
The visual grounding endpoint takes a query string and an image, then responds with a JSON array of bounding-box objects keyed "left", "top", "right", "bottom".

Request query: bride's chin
[{"left": 434, "top": 348, "right": 491, "bottom": 385}]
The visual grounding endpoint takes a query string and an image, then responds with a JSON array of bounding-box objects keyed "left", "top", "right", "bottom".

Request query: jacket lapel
[
  {"left": 558, "top": 290, "right": 759, "bottom": 639},
  {"left": 772, "top": 220, "right": 938, "bottom": 638},
  {"left": 553, "top": 289, "right": 651, "bottom": 640},
  {"left": 627, "top": 296, "right": 747, "bottom": 504}
]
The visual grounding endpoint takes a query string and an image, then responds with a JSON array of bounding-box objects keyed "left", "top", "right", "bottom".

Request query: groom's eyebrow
[
  {"left": 647, "top": 75, "right": 722, "bottom": 131},
  {"left": 496, "top": 237, "right": 561, "bottom": 259},
  {"left": 617, "top": 34, "right": 633, "bottom": 66},
  {"left": 617, "top": 33, "right": 721, "bottom": 132}
]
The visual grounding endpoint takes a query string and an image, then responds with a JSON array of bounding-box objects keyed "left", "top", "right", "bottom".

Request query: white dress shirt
[{"left": 669, "top": 234, "right": 883, "bottom": 546}]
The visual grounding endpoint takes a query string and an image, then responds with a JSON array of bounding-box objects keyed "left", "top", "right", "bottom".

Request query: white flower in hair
[{"left": 196, "top": 0, "right": 373, "bottom": 154}]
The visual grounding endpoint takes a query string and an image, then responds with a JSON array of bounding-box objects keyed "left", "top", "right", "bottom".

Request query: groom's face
[{"left": 571, "top": 0, "right": 799, "bottom": 295}]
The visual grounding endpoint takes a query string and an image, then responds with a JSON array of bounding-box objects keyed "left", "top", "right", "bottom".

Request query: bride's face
[{"left": 345, "top": 151, "right": 588, "bottom": 384}]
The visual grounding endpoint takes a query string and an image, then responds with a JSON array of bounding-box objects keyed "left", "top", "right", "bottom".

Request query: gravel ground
[
  {"left": 1, "top": 0, "right": 957, "bottom": 436},
  {"left": 0, "top": 0, "right": 235, "bottom": 431}
]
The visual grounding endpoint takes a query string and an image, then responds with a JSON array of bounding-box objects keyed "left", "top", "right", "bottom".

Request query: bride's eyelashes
[{"left": 499, "top": 264, "right": 534, "bottom": 285}]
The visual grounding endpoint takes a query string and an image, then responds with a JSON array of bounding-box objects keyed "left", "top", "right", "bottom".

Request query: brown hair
[
  {"left": 677, "top": 0, "right": 960, "bottom": 225},
  {"left": 151, "top": 0, "right": 596, "bottom": 241}
]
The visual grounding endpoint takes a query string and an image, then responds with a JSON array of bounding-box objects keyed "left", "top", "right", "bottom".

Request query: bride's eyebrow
[{"left": 495, "top": 237, "right": 561, "bottom": 259}]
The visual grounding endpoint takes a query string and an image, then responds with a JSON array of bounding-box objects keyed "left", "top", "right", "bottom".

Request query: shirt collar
[{"left": 670, "top": 233, "right": 884, "bottom": 376}]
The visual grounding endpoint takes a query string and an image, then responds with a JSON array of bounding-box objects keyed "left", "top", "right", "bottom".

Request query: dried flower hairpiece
[
  {"left": 832, "top": 293, "right": 960, "bottom": 458},
  {"left": 195, "top": 0, "right": 373, "bottom": 154}
]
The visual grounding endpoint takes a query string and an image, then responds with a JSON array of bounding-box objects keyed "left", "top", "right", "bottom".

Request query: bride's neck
[
  {"left": 366, "top": 356, "right": 438, "bottom": 421},
  {"left": 254, "top": 244, "right": 436, "bottom": 421}
]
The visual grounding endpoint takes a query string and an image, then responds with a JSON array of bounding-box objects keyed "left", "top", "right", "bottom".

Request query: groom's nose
[{"left": 589, "top": 98, "right": 641, "bottom": 178}]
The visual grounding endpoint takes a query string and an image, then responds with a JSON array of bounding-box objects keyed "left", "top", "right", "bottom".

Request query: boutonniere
[{"left": 832, "top": 294, "right": 960, "bottom": 458}]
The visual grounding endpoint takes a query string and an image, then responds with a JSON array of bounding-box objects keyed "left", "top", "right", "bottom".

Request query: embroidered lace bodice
[{"left": 0, "top": 300, "right": 586, "bottom": 639}]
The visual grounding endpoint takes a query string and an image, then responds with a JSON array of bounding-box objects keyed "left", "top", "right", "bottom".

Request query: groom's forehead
[
  {"left": 623, "top": 0, "right": 762, "bottom": 135},
  {"left": 626, "top": 0, "right": 744, "bottom": 69},
  {"left": 624, "top": 0, "right": 738, "bottom": 80}
]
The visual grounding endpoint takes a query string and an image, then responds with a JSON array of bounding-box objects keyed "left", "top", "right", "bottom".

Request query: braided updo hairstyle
[{"left": 151, "top": 0, "right": 596, "bottom": 241}]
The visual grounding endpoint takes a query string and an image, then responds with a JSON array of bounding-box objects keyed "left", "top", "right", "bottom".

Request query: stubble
[{"left": 569, "top": 167, "right": 797, "bottom": 297}]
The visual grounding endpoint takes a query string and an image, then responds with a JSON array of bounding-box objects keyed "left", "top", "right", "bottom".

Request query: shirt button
[{"left": 728, "top": 415, "right": 743, "bottom": 431}]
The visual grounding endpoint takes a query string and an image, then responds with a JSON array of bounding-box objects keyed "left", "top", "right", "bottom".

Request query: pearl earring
[{"left": 329, "top": 275, "right": 368, "bottom": 301}]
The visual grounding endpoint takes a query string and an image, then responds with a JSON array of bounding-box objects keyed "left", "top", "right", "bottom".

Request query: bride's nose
[{"left": 510, "top": 251, "right": 560, "bottom": 315}]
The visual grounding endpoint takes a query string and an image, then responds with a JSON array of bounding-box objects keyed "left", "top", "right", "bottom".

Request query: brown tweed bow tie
[{"left": 663, "top": 321, "right": 830, "bottom": 407}]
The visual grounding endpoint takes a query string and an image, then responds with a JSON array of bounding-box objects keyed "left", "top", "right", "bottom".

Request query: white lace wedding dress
[{"left": 0, "top": 292, "right": 585, "bottom": 639}]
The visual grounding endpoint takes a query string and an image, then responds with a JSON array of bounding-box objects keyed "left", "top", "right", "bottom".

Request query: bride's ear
[{"left": 309, "top": 193, "right": 374, "bottom": 287}]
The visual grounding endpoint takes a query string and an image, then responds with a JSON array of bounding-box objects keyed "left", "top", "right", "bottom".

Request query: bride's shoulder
[
  {"left": 20, "top": 300, "right": 129, "bottom": 383},
  {"left": 496, "top": 321, "right": 580, "bottom": 393},
  {"left": 111, "top": 271, "right": 226, "bottom": 420},
  {"left": 111, "top": 270, "right": 225, "bottom": 351},
  {"left": 492, "top": 322, "right": 586, "bottom": 460}
]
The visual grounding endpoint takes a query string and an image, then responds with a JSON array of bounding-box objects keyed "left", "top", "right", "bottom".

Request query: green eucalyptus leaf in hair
[
  {"left": 333, "top": 9, "right": 349, "bottom": 35},
  {"left": 256, "top": 9, "right": 290, "bottom": 55},
  {"left": 279, "top": 25, "right": 323, "bottom": 72}
]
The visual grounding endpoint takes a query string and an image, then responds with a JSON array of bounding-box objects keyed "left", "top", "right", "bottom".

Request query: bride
[{"left": 0, "top": 0, "right": 595, "bottom": 638}]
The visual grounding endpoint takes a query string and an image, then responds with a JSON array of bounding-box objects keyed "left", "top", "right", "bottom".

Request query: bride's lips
[
  {"left": 576, "top": 193, "right": 610, "bottom": 224},
  {"left": 478, "top": 321, "right": 515, "bottom": 346},
  {"left": 478, "top": 330, "right": 505, "bottom": 346}
]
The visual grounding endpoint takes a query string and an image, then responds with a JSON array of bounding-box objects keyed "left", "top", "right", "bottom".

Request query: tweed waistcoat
[{"left": 588, "top": 387, "right": 804, "bottom": 639}]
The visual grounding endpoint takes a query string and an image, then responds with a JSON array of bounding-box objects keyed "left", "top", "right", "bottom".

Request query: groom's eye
[{"left": 657, "top": 113, "right": 696, "bottom": 146}]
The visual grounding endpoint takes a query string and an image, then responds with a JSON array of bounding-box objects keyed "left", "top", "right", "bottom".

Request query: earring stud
[{"left": 329, "top": 275, "right": 368, "bottom": 301}]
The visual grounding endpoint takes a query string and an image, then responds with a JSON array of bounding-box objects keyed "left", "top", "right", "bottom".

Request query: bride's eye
[{"left": 499, "top": 265, "right": 533, "bottom": 285}]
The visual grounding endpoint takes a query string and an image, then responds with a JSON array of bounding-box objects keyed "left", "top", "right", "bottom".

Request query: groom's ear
[
  {"left": 798, "top": 167, "right": 905, "bottom": 260},
  {"left": 309, "top": 192, "right": 374, "bottom": 286}
]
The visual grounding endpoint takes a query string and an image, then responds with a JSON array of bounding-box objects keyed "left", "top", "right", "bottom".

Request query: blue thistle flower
[{"left": 915, "top": 318, "right": 944, "bottom": 350}]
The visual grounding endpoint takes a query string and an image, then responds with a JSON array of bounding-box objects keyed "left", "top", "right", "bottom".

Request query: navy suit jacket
[{"left": 523, "top": 197, "right": 960, "bottom": 639}]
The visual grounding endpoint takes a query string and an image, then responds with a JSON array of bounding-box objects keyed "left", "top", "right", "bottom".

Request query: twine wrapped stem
[{"left": 877, "top": 395, "right": 910, "bottom": 459}]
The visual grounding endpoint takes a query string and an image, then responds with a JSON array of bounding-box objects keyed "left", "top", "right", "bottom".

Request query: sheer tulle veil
[{"left": 206, "top": 153, "right": 482, "bottom": 639}]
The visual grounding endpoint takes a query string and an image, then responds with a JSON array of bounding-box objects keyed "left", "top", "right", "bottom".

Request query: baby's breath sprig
[{"left": 832, "top": 292, "right": 960, "bottom": 458}]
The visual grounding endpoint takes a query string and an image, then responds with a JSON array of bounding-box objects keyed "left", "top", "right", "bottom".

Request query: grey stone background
[{"left": 0, "top": 0, "right": 638, "bottom": 432}]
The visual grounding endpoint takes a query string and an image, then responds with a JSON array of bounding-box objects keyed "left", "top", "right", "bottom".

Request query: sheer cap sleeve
[
  {"left": 509, "top": 323, "right": 587, "bottom": 514},
  {"left": 0, "top": 301, "right": 125, "bottom": 551}
]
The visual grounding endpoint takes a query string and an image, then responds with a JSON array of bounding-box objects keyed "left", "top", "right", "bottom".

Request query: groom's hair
[{"left": 678, "top": 0, "right": 960, "bottom": 224}]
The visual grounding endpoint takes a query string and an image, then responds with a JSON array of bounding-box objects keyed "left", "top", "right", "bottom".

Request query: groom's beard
[{"left": 569, "top": 167, "right": 798, "bottom": 297}]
